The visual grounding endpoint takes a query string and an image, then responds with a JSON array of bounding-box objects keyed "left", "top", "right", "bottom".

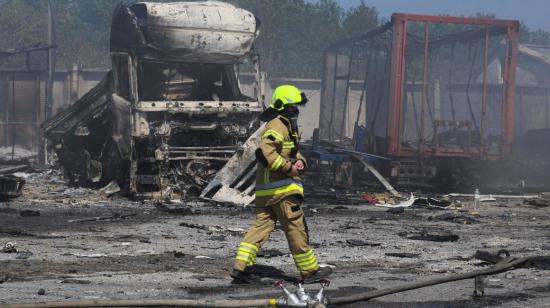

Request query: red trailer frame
[{"left": 387, "top": 13, "right": 520, "bottom": 160}]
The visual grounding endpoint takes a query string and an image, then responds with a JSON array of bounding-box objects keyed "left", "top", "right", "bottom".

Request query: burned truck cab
[
  {"left": 45, "top": 1, "right": 263, "bottom": 199},
  {"left": 111, "top": 2, "right": 262, "bottom": 199}
]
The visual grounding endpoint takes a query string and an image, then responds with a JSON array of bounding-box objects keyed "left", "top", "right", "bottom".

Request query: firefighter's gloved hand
[
  {"left": 294, "top": 160, "right": 305, "bottom": 171},
  {"left": 289, "top": 164, "right": 300, "bottom": 177}
]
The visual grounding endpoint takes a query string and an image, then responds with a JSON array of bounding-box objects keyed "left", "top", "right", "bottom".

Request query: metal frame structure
[
  {"left": 319, "top": 13, "right": 520, "bottom": 163},
  {"left": 0, "top": 44, "right": 55, "bottom": 163},
  {"left": 387, "top": 13, "right": 519, "bottom": 159}
]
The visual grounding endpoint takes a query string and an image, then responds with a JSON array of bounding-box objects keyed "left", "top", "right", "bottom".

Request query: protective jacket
[{"left": 255, "top": 115, "right": 307, "bottom": 206}]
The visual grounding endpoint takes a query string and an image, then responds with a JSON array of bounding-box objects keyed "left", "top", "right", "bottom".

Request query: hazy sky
[{"left": 334, "top": 0, "right": 549, "bottom": 31}]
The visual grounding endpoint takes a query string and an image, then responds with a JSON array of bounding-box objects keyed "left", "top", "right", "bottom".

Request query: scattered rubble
[
  {"left": 0, "top": 242, "right": 17, "bottom": 253},
  {"left": 60, "top": 279, "right": 91, "bottom": 285},
  {"left": 523, "top": 198, "right": 550, "bottom": 208},
  {"left": 385, "top": 252, "right": 420, "bottom": 258},
  {"left": 399, "top": 230, "right": 460, "bottom": 242},
  {"left": 179, "top": 222, "right": 245, "bottom": 235},
  {"left": 346, "top": 239, "right": 381, "bottom": 247},
  {"left": 99, "top": 181, "right": 121, "bottom": 196},
  {"left": 67, "top": 213, "right": 136, "bottom": 223},
  {"left": 15, "top": 250, "right": 33, "bottom": 260},
  {"left": 257, "top": 249, "right": 286, "bottom": 258},
  {"left": 0, "top": 175, "right": 25, "bottom": 199}
]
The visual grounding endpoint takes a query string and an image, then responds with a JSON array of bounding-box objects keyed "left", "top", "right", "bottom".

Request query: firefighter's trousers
[{"left": 233, "top": 196, "right": 320, "bottom": 277}]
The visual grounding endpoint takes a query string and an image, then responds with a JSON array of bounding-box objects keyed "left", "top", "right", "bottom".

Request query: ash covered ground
[{"left": 1, "top": 171, "right": 550, "bottom": 307}]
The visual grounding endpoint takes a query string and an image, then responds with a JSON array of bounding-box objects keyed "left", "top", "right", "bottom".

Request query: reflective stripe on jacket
[{"left": 255, "top": 115, "right": 307, "bottom": 206}]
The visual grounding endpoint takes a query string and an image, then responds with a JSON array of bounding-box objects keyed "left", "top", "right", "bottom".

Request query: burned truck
[{"left": 43, "top": 1, "right": 263, "bottom": 199}]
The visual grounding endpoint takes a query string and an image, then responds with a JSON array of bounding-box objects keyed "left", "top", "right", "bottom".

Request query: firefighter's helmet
[{"left": 270, "top": 85, "right": 308, "bottom": 111}]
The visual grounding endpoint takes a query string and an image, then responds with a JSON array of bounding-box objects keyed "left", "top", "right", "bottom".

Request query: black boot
[
  {"left": 302, "top": 266, "right": 333, "bottom": 284},
  {"left": 230, "top": 269, "right": 262, "bottom": 284}
]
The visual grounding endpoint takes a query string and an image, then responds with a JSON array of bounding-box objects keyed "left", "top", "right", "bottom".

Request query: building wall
[{"left": 0, "top": 68, "right": 108, "bottom": 156}]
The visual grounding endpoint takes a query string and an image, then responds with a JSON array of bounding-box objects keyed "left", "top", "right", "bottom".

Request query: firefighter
[{"left": 230, "top": 85, "right": 332, "bottom": 284}]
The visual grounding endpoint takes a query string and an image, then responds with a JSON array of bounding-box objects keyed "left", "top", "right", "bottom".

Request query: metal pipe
[
  {"left": 169, "top": 146, "right": 238, "bottom": 150},
  {"left": 480, "top": 27, "right": 489, "bottom": 157},
  {"left": 69, "top": 63, "right": 80, "bottom": 102},
  {"left": 328, "top": 49, "right": 340, "bottom": 140},
  {"left": 419, "top": 22, "right": 430, "bottom": 155},
  {"left": 168, "top": 156, "right": 230, "bottom": 161},
  {"left": 11, "top": 72, "right": 15, "bottom": 161},
  {"left": 44, "top": 0, "right": 57, "bottom": 166},
  {"left": 339, "top": 43, "right": 355, "bottom": 140},
  {"left": 386, "top": 16, "right": 407, "bottom": 156},
  {"left": 546, "top": 88, "right": 549, "bottom": 129},
  {"left": 45, "top": 0, "right": 56, "bottom": 118},
  {"left": 502, "top": 22, "right": 519, "bottom": 158}
]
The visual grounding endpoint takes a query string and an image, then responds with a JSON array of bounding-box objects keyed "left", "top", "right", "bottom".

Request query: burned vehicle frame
[
  {"left": 43, "top": 1, "right": 263, "bottom": 199},
  {"left": 317, "top": 14, "right": 520, "bottom": 190}
]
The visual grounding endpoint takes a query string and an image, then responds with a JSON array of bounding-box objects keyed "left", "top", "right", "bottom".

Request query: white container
[{"left": 474, "top": 188, "right": 480, "bottom": 209}]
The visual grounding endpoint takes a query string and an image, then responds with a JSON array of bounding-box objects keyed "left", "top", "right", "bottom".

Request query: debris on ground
[
  {"left": 475, "top": 250, "right": 550, "bottom": 270},
  {"left": 173, "top": 251, "right": 186, "bottom": 258},
  {"left": 385, "top": 252, "right": 420, "bottom": 258},
  {"left": 179, "top": 222, "right": 245, "bottom": 235},
  {"left": 413, "top": 197, "right": 452, "bottom": 209},
  {"left": 346, "top": 239, "right": 382, "bottom": 247},
  {"left": 67, "top": 213, "right": 136, "bottom": 223},
  {"left": 60, "top": 279, "right": 91, "bottom": 284},
  {"left": 0, "top": 242, "right": 17, "bottom": 253},
  {"left": 155, "top": 202, "right": 194, "bottom": 215},
  {"left": 99, "top": 181, "right": 121, "bottom": 196},
  {"left": 475, "top": 249, "right": 511, "bottom": 264},
  {"left": 522, "top": 199, "right": 550, "bottom": 208},
  {"left": 398, "top": 230, "right": 460, "bottom": 242},
  {"left": 371, "top": 193, "right": 415, "bottom": 208},
  {"left": 257, "top": 249, "right": 286, "bottom": 258},
  {"left": 15, "top": 250, "right": 33, "bottom": 260},
  {"left": 0, "top": 175, "right": 25, "bottom": 199}
]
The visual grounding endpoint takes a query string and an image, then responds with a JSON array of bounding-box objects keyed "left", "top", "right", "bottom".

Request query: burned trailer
[
  {"left": 43, "top": 1, "right": 263, "bottom": 199},
  {"left": 318, "top": 14, "right": 520, "bottom": 189}
]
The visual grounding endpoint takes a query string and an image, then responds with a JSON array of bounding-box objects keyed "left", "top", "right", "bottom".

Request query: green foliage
[
  {"left": 520, "top": 22, "right": 550, "bottom": 46},
  {"left": 343, "top": 0, "right": 379, "bottom": 36},
  {"left": 54, "top": 0, "right": 116, "bottom": 68}
]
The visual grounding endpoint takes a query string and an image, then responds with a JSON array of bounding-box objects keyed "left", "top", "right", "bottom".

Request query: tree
[
  {"left": 343, "top": 0, "right": 379, "bottom": 37},
  {"left": 0, "top": 0, "right": 548, "bottom": 77}
]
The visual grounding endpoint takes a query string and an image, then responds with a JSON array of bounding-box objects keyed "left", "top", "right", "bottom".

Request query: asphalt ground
[{"left": 1, "top": 172, "right": 549, "bottom": 307}]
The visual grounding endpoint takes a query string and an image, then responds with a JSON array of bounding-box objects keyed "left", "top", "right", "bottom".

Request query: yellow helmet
[{"left": 269, "top": 85, "right": 308, "bottom": 111}]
